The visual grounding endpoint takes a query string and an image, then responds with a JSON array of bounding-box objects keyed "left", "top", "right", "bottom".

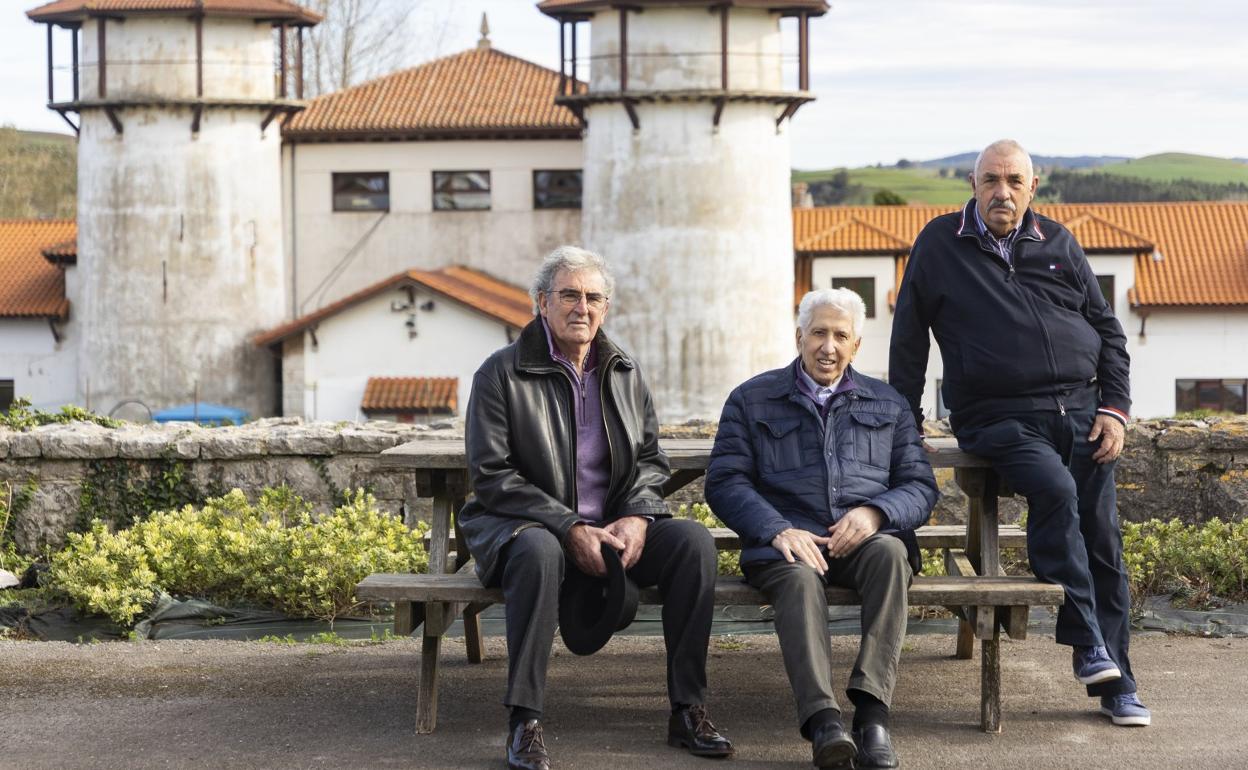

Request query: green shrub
[
  {"left": 681, "top": 503, "right": 741, "bottom": 576},
  {"left": 49, "top": 488, "right": 428, "bottom": 626},
  {"left": 1122, "top": 518, "right": 1248, "bottom": 608},
  {"left": 1, "top": 397, "right": 121, "bottom": 431}
]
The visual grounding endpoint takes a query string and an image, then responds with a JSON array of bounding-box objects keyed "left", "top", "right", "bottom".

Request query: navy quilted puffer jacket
[{"left": 705, "top": 361, "right": 938, "bottom": 571}]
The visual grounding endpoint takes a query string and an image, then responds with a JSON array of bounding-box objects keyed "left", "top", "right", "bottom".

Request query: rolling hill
[{"left": 1093, "top": 153, "right": 1248, "bottom": 185}]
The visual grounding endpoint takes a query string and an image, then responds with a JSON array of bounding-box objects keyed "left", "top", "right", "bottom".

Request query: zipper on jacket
[{"left": 1057, "top": 398, "right": 1066, "bottom": 416}]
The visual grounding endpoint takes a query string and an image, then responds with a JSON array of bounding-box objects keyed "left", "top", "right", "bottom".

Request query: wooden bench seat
[{"left": 358, "top": 570, "right": 1060, "bottom": 608}]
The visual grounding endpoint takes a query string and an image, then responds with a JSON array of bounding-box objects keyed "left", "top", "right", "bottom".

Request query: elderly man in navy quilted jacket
[{"left": 706, "top": 287, "right": 937, "bottom": 770}]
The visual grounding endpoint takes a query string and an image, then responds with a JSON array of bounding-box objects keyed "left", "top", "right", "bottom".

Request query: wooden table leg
[
  {"left": 416, "top": 628, "right": 442, "bottom": 734},
  {"left": 463, "top": 601, "right": 489, "bottom": 664},
  {"left": 394, "top": 601, "right": 425, "bottom": 637},
  {"left": 956, "top": 618, "right": 976, "bottom": 659},
  {"left": 981, "top": 631, "right": 1001, "bottom": 733}
]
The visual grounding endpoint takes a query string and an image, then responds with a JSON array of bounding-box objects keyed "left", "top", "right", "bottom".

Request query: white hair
[
  {"left": 529, "top": 245, "right": 615, "bottom": 311},
  {"left": 973, "top": 139, "right": 1034, "bottom": 180},
  {"left": 797, "top": 288, "right": 866, "bottom": 339}
]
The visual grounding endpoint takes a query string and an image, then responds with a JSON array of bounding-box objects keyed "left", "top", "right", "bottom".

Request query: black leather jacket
[{"left": 458, "top": 319, "right": 671, "bottom": 585}]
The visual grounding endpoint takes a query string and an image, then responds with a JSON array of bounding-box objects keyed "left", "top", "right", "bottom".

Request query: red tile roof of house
[
  {"left": 253, "top": 265, "right": 533, "bottom": 347},
  {"left": 27, "top": 0, "right": 320, "bottom": 24},
  {"left": 0, "top": 220, "right": 75, "bottom": 319},
  {"left": 794, "top": 201, "right": 1248, "bottom": 307},
  {"left": 361, "top": 377, "right": 457, "bottom": 413},
  {"left": 283, "top": 46, "right": 583, "bottom": 142}
]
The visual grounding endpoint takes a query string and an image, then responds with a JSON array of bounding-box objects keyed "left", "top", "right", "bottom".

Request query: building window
[
  {"left": 433, "top": 171, "right": 491, "bottom": 211},
  {"left": 935, "top": 378, "right": 949, "bottom": 419},
  {"left": 0, "top": 380, "right": 13, "bottom": 412},
  {"left": 1175, "top": 379, "right": 1247, "bottom": 415},
  {"left": 332, "top": 172, "right": 390, "bottom": 212},
  {"left": 533, "top": 170, "right": 582, "bottom": 209},
  {"left": 1096, "top": 274, "right": 1115, "bottom": 314},
  {"left": 831, "top": 277, "right": 876, "bottom": 318}
]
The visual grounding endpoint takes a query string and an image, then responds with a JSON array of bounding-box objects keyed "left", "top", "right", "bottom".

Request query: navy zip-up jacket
[
  {"left": 889, "top": 199, "right": 1131, "bottom": 431},
  {"left": 705, "top": 362, "right": 937, "bottom": 573}
]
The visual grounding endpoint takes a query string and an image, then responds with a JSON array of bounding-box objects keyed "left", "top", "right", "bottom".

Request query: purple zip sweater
[{"left": 542, "top": 318, "right": 610, "bottom": 522}]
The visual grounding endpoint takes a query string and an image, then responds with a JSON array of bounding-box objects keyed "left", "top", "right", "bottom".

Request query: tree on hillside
[
  {"left": 298, "top": 0, "right": 453, "bottom": 96},
  {"left": 0, "top": 127, "right": 76, "bottom": 219},
  {"left": 1039, "top": 170, "right": 1248, "bottom": 203},
  {"left": 872, "top": 189, "right": 906, "bottom": 206}
]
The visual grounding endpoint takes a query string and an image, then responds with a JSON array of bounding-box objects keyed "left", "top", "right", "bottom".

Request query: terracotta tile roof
[
  {"left": 361, "top": 377, "right": 457, "bottom": 413},
  {"left": 0, "top": 219, "right": 74, "bottom": 319},
  {"left": 41, "top": 237, "right": 77, "bottom": 265},
  {"left": 253, "top": 265, "right": 533, "bottom": 347},
  {"left": 539, "top": 0, "right": 829, "bottom": 15},
  {"left": 794, "top": 201, "right": 1248, "bottom": 307},
  {"left": 27, "top": 0, "right": 321, "bottom": 24},
  {"left": 284, "top": 46, "right": 583, "bottom": 141}
]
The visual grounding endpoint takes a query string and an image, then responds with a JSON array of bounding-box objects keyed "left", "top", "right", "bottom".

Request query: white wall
[
  {"left": 810, "top": 255, "right": 897, "bottom": 380},
  {"left": 0, "top": 319, "right": 77, "bottom": 410},
  {"left": 1125, "top": 307, "right": 1248, "bottom": 418},
  {"left": 286, "top": 285, "right": 518, "bottom": 421},
  {"left": 283, "top": 139, "right": 582, "bottom": 316}
]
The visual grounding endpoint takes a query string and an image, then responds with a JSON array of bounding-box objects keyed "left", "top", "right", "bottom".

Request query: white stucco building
[{"left": 253, "top": 266, "right": 532, "bottom": 421}]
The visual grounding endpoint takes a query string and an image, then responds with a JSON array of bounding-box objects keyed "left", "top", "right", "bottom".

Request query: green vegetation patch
[{"left": 1095, "top": 153, "right": 1248, "bottom": 185}]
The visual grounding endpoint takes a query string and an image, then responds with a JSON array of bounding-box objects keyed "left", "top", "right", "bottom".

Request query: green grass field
[
  {"left": 1092, "top": 153, "right": 1248, "bottom": 184},
  {"left": 792, "top": 166, "right": 970, "bottom": 206}
]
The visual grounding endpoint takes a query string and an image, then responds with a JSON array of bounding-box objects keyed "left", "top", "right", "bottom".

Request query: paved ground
[{"left": 1, "top": 632, "right": 1245, "bottom": 769}]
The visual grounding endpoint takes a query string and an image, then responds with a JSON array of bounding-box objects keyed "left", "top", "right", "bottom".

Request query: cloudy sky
[{"left": 2, "top": 0, "right": 1244, "bottom": 169}]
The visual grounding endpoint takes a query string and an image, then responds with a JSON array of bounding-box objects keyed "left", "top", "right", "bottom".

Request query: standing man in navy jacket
[
  {"left": 889, "top": 139, "right": 1149, "bottom": 727},
  {"left": 707, "top": 288, "right": 937, "bottom": 770}
]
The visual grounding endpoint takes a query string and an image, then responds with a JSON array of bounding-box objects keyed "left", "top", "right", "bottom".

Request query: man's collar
[
  {"left": 540, "top": 316, "right": 597, "bottom": 373},
  {"left": 957, "top": 198, "right": 1046, "bottom": 243}
]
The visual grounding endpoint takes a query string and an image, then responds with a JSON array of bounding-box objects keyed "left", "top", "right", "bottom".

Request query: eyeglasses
[{"left": 552, "top": 289, "right": 609, "bottom": 309}]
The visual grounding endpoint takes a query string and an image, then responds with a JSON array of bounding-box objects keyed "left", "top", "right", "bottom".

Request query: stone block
[
  {"left": 1208, "top": 419, "right": 1248, "bottom": 450},
  {"left": 200, "top": 430, "right": 268, "bottom": 459},
  {"left": 38, "top": 423, "right": 119, "bottom": 459},
  {"left": 266, "top": 426, "right": 341, "bottom": 456},
  {"left": 7, "top": 433, "right": 40, "bottom": 458},
  {"left": 339, "top": 429, "right": 402, "bottom": 454},
  {"left": 0, "top": 431, "right": 9, "bottom": 459},
  {"left": 116, "top": 429, "right": 200, "bottom": 460},
  {"left": 1156, "top": 426, "right": 1205, "bottom": 450}
]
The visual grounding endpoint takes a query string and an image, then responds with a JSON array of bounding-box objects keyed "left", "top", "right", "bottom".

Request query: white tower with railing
[
  {"left": 27, "top": 0, "right": 320, "bottom": 416},
  {"left": 539, "top": 0, "right": 828, "bottom": 421}
]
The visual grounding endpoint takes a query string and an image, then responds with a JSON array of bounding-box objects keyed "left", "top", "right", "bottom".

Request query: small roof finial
[{"left": 478, "top": 13, "right": 491, "bottom": 50}]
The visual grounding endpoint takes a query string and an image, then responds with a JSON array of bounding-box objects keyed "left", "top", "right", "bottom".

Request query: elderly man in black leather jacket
[{"left": 459, "top": 246, "right": 732, "bottom": 770}]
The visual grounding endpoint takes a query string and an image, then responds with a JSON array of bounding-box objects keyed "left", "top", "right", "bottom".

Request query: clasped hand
[
  {"left": 565, "top": 516, "right": 649, "bottom": 577},
  {"left": 770, "top": 506, "right": 884, "bottom": 574}
]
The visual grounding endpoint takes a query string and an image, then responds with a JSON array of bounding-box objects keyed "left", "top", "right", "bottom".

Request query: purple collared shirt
[{"left": 542, "top": 318, "right": 610, "bottom": 522}]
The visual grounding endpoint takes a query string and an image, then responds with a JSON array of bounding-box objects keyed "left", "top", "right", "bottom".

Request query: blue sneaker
[
  {"left": 1072, "top": 645, "right": 1122, "bottom": 685},
  {"left": 1100, "top": 693, "right": 1151, "bottom": 726}
]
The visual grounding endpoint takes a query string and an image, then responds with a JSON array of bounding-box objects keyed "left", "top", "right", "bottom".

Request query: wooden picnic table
[{"left": 364, "top": 437, "right": 1061, "bottom": 735}]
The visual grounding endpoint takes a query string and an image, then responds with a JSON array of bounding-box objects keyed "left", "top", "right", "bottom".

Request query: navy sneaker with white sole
[
  {"left": 1072, "top": 645, "right": 1122, "bottom": 685},
  {"left": 1100, "top": 693, "right": 1151, "bottom": 726}
]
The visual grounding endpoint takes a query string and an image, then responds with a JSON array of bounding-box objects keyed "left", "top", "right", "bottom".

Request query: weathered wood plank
[
  {"left": 1000, "top": 604, "right": 1030, "bottom": 640},
  {"left": 381, "top": 437, "right": 988, "bottom": 471},
  {"left": 415, "top": 633, "right": 441, "bottom": 734},
  {"left": 357, "top": 573, "right": 1063, "bottom": 607},
  {"left": 463, "top": 602, "right": 489, "bottom": 664},
  {"left": 426, "top": 524, "right": 1028, "bottom": 553},
  {"left": 982, "top": 637, "right": 1002, "bottom": 733}
]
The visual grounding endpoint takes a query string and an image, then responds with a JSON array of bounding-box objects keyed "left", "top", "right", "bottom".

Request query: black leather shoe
[
  {"left": 811, "top": 719, "right": 857, "bottom": 769},
  {"left": 507, "top": 719, "right": 550, "bottom": 770},
  {"left": 667, "top": 704, "right": 735, "bottom": 758},
  {"left": 853, "top": 724, "right": 900, "bottom": 769}
]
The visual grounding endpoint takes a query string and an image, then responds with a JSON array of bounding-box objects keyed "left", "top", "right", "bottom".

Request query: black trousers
[
  {"left": 954, "top": 405, "right": 1136, "bottom": 697},
  {"left": 489, "top": 517, "right": 718, "bottom": 713}
]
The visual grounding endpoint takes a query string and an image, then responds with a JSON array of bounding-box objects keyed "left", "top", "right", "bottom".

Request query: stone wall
[{"left": 1, "top": 416, "right": 1245, "bottom": 552}]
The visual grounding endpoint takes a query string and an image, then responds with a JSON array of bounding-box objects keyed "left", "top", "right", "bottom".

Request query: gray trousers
[
  {"left": 491, "top": 518, "right": 718, "bottom": 713},
  {"left": 745, "top": 533, "right": 912, "bottom": 730}
]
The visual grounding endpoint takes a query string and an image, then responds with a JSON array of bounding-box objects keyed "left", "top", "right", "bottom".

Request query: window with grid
[
  {"left": 1096, "top": 274, "right": 1115, "bottom": 314},
  {"left": 1175, "top": 379, "right": 1247, "bottom": 415},
  {"left": 533, "top": 170, "right": 582, "bottom": 209},
  {"left": 433, "top": 171, "right": 491, "bottom": 211},
  {"left": 831, "top": 277, "right": 876, "bottom": 318},
  {"left": 0, "top": 380, "right": 13, "bottom": 412},
  {"left": 332, "top": 172, "right": 389, "bottom": 211}
]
